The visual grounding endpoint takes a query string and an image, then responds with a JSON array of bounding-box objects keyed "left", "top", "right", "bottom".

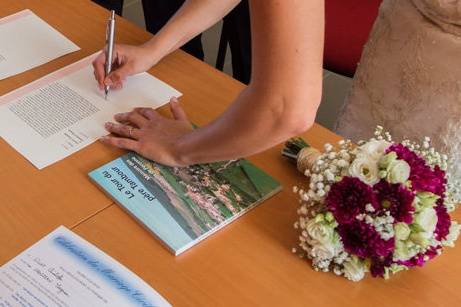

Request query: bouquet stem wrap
[
  {"left": 282, "top": 137, "right": 321, "bottom": 174},
  {"left": 296, "top": 147, "right": 321, "bottom": 174}
]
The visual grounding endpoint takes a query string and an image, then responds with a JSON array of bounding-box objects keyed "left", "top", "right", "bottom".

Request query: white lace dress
[{"left": 335, "top": 0, "right": 461, "bottom": 180}]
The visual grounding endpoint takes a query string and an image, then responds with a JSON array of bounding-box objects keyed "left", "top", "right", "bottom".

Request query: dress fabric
[{"left": 335, "top": 0, "right": 461, "bottom": 180}]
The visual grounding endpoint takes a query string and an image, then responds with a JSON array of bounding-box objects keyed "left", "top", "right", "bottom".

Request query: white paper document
[
  {"left": 0, "top": 9, "right": 80, "bottom": 80},
  {"left": 0, "top": 53, "right": 181, "bottom": 169},
  {"left": 0, "top": 226, "right": 171, "bottom": 307}
]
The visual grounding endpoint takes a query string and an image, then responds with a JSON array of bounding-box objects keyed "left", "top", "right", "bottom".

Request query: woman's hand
[
  {"left": 100, "top": 97, "right": 193, "bottom": 167},
  {"left": 92, "top": 44, "right": 158, "bottom": 90}
]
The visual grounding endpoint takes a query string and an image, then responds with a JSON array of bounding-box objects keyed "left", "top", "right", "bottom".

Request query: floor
[{"left": 122, "top": 0, "right": 352, "bottom": 131}]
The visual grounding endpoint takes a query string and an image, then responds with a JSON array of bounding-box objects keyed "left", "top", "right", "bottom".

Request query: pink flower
[
  {"left": 337, "top": 221, "right": 394, "bottom": 259},
  {"left": 387, "top": 144, "right": 446, "bottom": 196},
  {"left": 397, "top": 246, "right": 440, "bottom": 267},
  {"left": 373, "top": 180, "right": 415, "bottom": 224},
  {"left": 435, "top": 199, "right": 451, "bottom": 240},
  {"left": 387, "top": 144, "right": 451, "bottom": 240},
  {"left": 370, "top": 255, "right": 393, "bottom": 277},
  {"left": 326, "top": 177, "right": 378, "bottom": 224}
]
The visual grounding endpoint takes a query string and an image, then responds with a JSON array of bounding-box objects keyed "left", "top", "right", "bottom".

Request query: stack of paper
[{"left": 0, "top": 53, "right": 181, "bottom": 169}]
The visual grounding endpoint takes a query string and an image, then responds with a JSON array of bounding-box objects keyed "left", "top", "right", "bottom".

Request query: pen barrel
[{"left": 105, "top": 15, "right": 115, "bottom": 77}]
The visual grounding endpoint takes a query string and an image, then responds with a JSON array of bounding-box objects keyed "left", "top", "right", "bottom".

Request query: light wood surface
[
  {"left": 73, "top": 152, "right": 461, "bottom": 307},
  {"left": 0, "top": 0, "right": 271, "bottom": 266},
  {"left": 0, "top": 0, "right": 130, "bottom": 264},
  {"left": 2, "top": 1, "right": 461, "bottom": 306}
]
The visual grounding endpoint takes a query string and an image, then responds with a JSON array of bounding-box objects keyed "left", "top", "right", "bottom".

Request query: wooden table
[{"left": 1, "top": 1, "right": 461, "bottom": 306}]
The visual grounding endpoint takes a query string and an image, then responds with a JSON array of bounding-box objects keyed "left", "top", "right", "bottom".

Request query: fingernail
[{"left": 104, "top": 122, "right": 112, "bottom": 128}]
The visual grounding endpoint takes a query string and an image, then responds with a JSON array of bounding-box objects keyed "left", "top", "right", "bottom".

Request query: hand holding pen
[{"left": 92, "top": 14, "right": 161, "bottom": 91}]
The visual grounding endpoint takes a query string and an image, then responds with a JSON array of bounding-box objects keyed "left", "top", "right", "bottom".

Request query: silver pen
[{"left": 104, "top": 10, "right": 116, "bottom": 100}]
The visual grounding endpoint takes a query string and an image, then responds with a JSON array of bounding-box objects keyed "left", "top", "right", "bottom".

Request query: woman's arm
[
  {"left": 145, "top": 0, "right": 241, "bottom": 59},
  {"left": 102, "top": 0, "right": 325, "bottom": 166},
  {"left": 93, "top": 0, "right": 240, "bottom": 88}
]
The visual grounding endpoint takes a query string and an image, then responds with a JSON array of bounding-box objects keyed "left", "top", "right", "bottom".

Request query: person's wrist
[
  {"left": 137, "top": 43, "right": 160, "bottom": 68},
  {"left": 142, "top": 37, "right": 169, "bottom": 63},
  {"left": 171, "top": 136, "right": 193, "bottom": 167}
]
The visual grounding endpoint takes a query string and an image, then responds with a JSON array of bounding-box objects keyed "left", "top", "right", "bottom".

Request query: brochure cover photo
[{"left": 89, "top": 153, "right": 281, "bottom": 255}]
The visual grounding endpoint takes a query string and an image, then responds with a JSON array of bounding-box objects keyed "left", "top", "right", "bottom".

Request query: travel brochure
[
  {"left": 89, "top": 152, "right": 282, "bottom": 255},
  {"left": 0, "top": 153, "right": 281, "bottom": 306}
]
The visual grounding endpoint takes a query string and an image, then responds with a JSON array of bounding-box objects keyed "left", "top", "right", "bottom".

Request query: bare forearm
[
  {"left": 143, "top": 0, "right": 240, "bottom": 59},
  {"left": 174, "top": 0, "right": 324, "bottom": 165},
  {"left": 101, "top": 0, "right": 325, "bottom": 167},
  {"left": 175, "top": 82, "right": 322, "bottom": 165}
]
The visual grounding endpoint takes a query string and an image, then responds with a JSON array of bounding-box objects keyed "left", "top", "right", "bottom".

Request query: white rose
[
  {"left": 414, "top": 206, "right": 438, "bottom": 237},
  {"left": 394, "top": 223, "right": 411, "bottom": 241},
  {"left": 409, "top": 232, "right": 430, "bottom": 248},
  {"left": 348, "top": 155, "right": 380, "bottom": 185},
  {"left": 311, "top": 241, "right": 337, "bottom": 260},
  {"left": 415, "top": 192, "right": 439, "bottom": 210},
  {"left": 442, "top": 221, "right": 461, "bottom": 247},
  {"left": 386, "top": 159, "right": 411, "bottom": 184},
  {"left": 411, "top": 206, "right": 438, "bottom": 247},
  {"left": 393, "top": 240, "right": 419, "bottom": 261},
  {"left": 359, "top": 140, "right": 391, "bottom": 161},
  {"left": 306, "top": 218, "right": 335, "bottom": 244},
  {"left": 379, "top": 152, "right": 397, "bottom": 169},
  {"left": 343, "top": 256, "right": 366, "bottom": 282}
]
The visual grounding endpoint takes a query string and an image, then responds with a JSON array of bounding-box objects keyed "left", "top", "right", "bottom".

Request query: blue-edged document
[{"left": 0, "top": 226, "right": 170, "bottom": 307}]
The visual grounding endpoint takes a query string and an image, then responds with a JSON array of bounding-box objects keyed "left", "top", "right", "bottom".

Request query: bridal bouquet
[{"left": 283, "top": 127, "right": 461, "bottom": 281}]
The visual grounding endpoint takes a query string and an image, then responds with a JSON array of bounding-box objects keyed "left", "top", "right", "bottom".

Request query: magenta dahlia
[
  {"left": 387, "top": 144, "right": 446, "bottom": 196},
  {"left": 370, "top": 255, "right": 393, "bottom": 277},
  {"left": 397, "top": 246, "right": 441, "bottom": 267},
  {"left": 326, "top": 177, "right": 378, "bottom": 224},
  {"left": 373, "top": 180, "right": 415, "bottom": 224},
  {"left": 435, "top": 198, "right": 451, "bottom": 240},
  {"left": 337, "top": 220, "right": 394, "bottom": 259}
]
